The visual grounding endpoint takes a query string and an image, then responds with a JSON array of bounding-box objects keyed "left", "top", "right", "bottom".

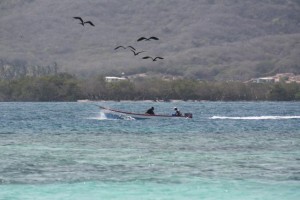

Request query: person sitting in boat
[
  {"left": 173, "top": 107, "right": 182, "bottom": 116},
  {"left": 145, "top": 107, "right": 155, "bottom": 115}
]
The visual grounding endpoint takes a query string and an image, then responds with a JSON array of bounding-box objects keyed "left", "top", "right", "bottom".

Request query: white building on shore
[
  {"left": 247, "top": 73, "right": 300, "bottom": 83},
  {"left": 105, "top": 76, "right": 127, "bottom": 82}
]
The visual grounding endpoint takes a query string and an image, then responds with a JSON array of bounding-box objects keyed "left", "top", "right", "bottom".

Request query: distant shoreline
[
  {"left": 2, "top": 99, "right": 300, "bottom": 103},
  {"left": 0, "top": 73, "right": 299, "bottom": 101}
]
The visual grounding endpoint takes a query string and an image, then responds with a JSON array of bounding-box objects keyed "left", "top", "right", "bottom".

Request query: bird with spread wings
[
  {"left": 137, "top": 37, "right": 159, "bottom": 42},
  {"left": 73, "top": 17, "right": 95, "bottom": 26},
  {"left": 142, "top": 56, "right": 164, "bottom": 61}
]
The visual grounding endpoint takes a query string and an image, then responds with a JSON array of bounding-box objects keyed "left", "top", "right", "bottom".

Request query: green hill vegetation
[
  {"left": 1, "top": 73, "right": 299, "bottom": 101},
  {"left": 0, "top": 0, "right": 299, "bottom": 81}
]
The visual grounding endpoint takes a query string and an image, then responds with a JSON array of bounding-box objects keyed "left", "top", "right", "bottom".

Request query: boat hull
[{"left": 98, "top": 106, "right": 192, "bottom": 119}]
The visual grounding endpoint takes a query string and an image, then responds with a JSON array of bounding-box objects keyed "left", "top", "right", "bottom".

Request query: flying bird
[
  {"left": 131, "top": 50, "right": 145, "bottom": 56},
  {"left": 114, "top": 46, "right": 136, "bottom": 50},
  {"left": 73, "top": 17, "right": 95, "bottom": 26},
  {"left": 137, "top": 37, "right": 159, "bottom": 42},
  {"left": 114, "top": 46, "right": 127, "bottom": 50},
  {"left": 142, "top": 56, "right": 164, "bottom": 61},
  {"left": 127, "top": 46, "right": 136, "bottom": 51}
]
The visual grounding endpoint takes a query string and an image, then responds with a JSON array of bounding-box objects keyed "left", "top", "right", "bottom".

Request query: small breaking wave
[
  {"left": 87, "top": 112, "right": 110, "bottom": 120},
  {"left": 88, "top": 112, "right": 135, "bottom": 120},
  {"left": 210, "top": 116, "right": 300, "bottom": 120}
]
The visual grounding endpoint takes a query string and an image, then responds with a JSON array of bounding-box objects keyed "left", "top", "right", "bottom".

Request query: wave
[
  {"left": 87, "top": 112, "right": 111, "bottom": 120},
  {"left": 88, "top": 112, "right": 135, "bottom": 120},
  {"left": 210, "top": 116, "right": 300, "bottom": 120}
]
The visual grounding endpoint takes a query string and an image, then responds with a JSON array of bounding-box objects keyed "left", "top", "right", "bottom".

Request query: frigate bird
[
  {"left": 114, "top": 46, "right": 136, "bottom": 50},
  {"left": 137, "top": 37, "right": 159, "bottom": 42},
  {"left": 142, "top": 56, "right": 164, "bottom": 61},
  {"left": 114, "top": 46, "right": 127, "bottom": 50},
  {"left": 127, "top": 46, "right": 136, "bottom": 51},
  {"left": 131, "top": 50, "right": 145, "bottom": 56},
  {"left": 73, "top": 17, "right": 95, "bottom": 26}
]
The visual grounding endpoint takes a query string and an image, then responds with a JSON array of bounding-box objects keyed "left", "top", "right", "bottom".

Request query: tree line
[
  {"left": 0, "top": 60, "right": 59, "bottom": 80},
  {"left": 0, "top": 73, "right": 300, "bottom": 101}
]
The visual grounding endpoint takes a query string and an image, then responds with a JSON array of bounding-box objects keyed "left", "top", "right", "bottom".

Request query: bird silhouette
[
  {"left": 114, "top": 46, "right": 126, "bottom": 50},
  {"left": 131, "top": 50, "right": 145, "bottom": 56},
  {"left": 137, "top": 37, "right": 159, "bottom": 42},
  {"left": 127, "top": 46, "right": 136, "bottom": 51},
  {"left": 142, "top": 56, "right": 164, "bottom": 61},
  {"left": 114, "top": 46, "right": 136, "bottom": 50},
  {"left": 73, "top": 17, "right": 95, "bottom": 26}
]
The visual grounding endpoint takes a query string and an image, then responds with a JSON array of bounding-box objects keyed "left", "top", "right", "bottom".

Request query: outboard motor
[{"left": 184, "top": 113, "right": 193, "bottom": 118}]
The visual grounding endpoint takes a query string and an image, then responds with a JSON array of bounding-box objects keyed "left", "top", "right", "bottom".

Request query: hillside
[{"left": 0, "top": 0, "right": 299, "bottom": 80}]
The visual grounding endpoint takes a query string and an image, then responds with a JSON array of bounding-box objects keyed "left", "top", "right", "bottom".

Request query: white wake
[
  {"left": 87, "top": 112, "right": 110, "bottom": 120},
  {"left": 210, "top": 116, "right": 300, "bottom": 120},
  {"left": 88, "top": 111, "right": 135, "bottom": 120}
]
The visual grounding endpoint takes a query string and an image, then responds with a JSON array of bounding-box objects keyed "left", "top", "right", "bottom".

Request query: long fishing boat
[{"left": 98, "top": 106, "right": 193, "bottom": 119}]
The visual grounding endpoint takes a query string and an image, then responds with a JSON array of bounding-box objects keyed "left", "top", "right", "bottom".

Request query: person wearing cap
[
  {"left": 145, "top": 107, "right": 155, "bottom": 115},
  {"left": 173, "top": 107, "right": 182, "bottom": 116}
]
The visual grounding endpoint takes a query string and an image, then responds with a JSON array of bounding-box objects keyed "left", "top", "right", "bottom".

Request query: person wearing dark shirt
[
  {"left": 173, "top": 107, "right": 182, "bottom": 116},
  {"left": 145, "top": 107, "right": 155, "bottom": 115}
]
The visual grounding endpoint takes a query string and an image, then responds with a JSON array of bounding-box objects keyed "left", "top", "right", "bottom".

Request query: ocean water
[{"left": 0, "top": 101, "right": 299, "bottom": 200}]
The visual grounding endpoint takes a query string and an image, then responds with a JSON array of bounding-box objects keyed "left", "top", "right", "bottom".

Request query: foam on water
[
  {"left": 87, "top": 112, "right": 109, "bottom": 120},
  {"left": 87, "top": 111, "right": 135, "bottom": 120},
  {"left": 211, "top": 115, "right": 300, "bottom": 120},
  {"left": 103, "top": 112, "right": 136, "bottom": 120}
]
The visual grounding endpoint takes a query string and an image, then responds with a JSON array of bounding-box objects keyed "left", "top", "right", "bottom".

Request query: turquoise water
[{"left": 0, "top": 102, "right": 299, "bottom": 200}]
